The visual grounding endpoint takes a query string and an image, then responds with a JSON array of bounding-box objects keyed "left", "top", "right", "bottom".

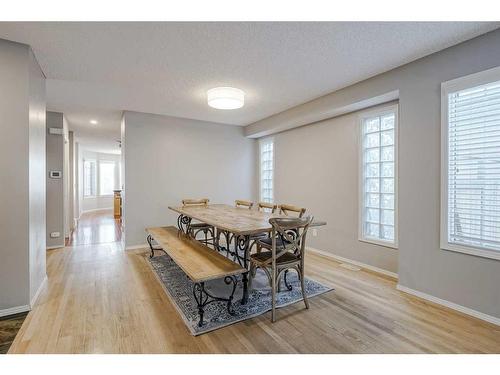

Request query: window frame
[
  {"left": 83, "top": 159, "right": 97, "bottom": 198},
  {"left": 358, "top": 104, "right": 399, "bottom": 249},
  {"left": 259, "top": 137, "right": 275, "bottom": 203},
  {"left": 440, "top": 66, "right": 500, "bottom": 261}
]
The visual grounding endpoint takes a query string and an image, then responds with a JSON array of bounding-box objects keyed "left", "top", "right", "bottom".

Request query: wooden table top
[{"left": 168, "top": 204, "right": 326, "bottom": 235}]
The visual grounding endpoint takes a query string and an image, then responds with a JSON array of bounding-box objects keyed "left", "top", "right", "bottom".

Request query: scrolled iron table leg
[
  {"left": 177, "top": 214, "right": 192, "bottom": 235},
  {"left": 234, "top": 234, "right": 250, "bottom": 305}
]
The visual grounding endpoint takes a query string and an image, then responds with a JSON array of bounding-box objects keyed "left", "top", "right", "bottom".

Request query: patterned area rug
[{"left": 148, "top": 254, "right": 333, "bottom": 335}]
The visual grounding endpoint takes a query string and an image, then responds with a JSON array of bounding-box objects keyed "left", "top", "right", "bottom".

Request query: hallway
[{"left": 68, "top": 209, "right": 122, "bottom": 246}]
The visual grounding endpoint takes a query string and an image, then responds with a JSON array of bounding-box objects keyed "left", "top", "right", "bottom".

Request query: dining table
[{"left": 168, "top": 203, "right": 326, "bottom": 304}]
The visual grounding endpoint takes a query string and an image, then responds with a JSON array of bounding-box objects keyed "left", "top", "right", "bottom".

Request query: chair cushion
[
  {"left": 251, "top": 250, "right": 298, "bottom": 264},
  {"left": 249, "top": 232, "right": 268, "bottom": 240},
  {"left": 257, "top": 237, "right": 291, "bottom": 249},
  {"left": 190, "top": 223, "right": 213, "bottom": 229}
]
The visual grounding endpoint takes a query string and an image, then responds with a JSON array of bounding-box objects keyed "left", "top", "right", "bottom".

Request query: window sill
[
  {"left": 441, "top": 242, "right": 500, "bottom": 261},
  {"left": 359, "top": 237, "right": 398, "bottom": 250}
]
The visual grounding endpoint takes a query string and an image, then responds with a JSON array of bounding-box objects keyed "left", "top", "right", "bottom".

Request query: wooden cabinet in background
[{"left": 114, "top": 190, "right": 122, "bottom": 218}]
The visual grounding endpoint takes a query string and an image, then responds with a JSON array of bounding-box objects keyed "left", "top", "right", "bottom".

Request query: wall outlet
[
  {"left": 312, "top": 228, "right": 318, "bottom": 237},
  {"left": 50, "top": 231, "right": 61, "bottom": 238}
]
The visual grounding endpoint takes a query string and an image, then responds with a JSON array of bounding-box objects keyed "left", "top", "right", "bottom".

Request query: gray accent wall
[
  {"left": 122, "top": 111, "right": 257, "bottom": 247},
  {"left": 46, "top": 111, "right": 65, "bottom": 248},
  {"left": 272, "top": 103, "right": 399, "bottom": 274},
  {"left": 0, "top": 39, "right": 46, "bottom": 314},
  {"left": 245, "top": 29, "right": 500, "bottom": 319}
]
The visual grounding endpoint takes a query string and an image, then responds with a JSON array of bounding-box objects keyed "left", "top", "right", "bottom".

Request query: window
[
  {"left": 260, "top": 138, "right": 274, "bottom": 203},
  {"left": 99, "top": 160, "right": 116, "bottom": 196},
  {"left": 83, "top": 159, "right": 96, "bottom": 197},
  {"left": 441, "top": 67, "right": 500, "bottom": 260},
  {"left": 359, "top": 105, "right": 398, "bottom": 247}
]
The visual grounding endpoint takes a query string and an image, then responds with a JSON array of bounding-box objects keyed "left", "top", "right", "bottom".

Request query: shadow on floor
[{"left": 0, "top": 312, "right": 28, "bottom": 354}]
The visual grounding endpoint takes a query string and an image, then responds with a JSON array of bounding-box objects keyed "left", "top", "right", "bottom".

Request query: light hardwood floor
[
  {"left": 8, "top": 213, "right": 500, "bottom": 353},
  {"left": 68, "top": 209, "right": 122, "bottom": 246}
]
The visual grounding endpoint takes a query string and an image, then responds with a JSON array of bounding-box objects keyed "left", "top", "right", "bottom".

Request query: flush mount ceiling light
[
  {"left": 90, "top": 119, "right": 98, "bottom": 125},
  {"left": 207, "top": 87, "right": 245, "bottom": 110}
]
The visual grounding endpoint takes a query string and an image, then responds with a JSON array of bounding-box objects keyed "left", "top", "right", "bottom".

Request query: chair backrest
[
  {"left": 182, "top": 198, "right": 209, "bottom": 207},
  {"left": 269, "top": 216, "right": 313, "bottom": 261},
  {"left": 279, "top": 204, "right": 306, "bottom": 218},
  {"left": 235, "top": 200, "right": 253, "bottom": 209},
  {"left": 258, "top": 201, "right": 278, "bottom": 213}
]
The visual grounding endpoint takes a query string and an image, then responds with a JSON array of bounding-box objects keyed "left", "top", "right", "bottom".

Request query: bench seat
[
  {"left": 146, "top": 226, "right": 245, "bottom": 282},
  {"left": 145, "top": 226, "right": 245, "bottom": 327}
]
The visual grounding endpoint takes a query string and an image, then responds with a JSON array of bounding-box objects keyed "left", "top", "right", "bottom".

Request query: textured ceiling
[{"left": 0, "top": 22, "right": 498, "bottom": 151}]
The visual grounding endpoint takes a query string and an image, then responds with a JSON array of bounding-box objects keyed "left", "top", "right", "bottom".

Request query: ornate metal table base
[
  {"left": 177, "top": 215, "right": 251, "bottom": 306},
  {"left": 177, "top": 214, "right": 192, "bottom": 234},
  {"left": 193, "top": 276, "right": 238, "bottom": 327},
  {"left": 213, "top": 228, "right": 251, "bottom": 305}
]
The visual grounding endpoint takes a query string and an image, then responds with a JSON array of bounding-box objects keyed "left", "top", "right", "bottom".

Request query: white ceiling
[{"left": 0, "top": 22, "right": 498, "bottom": 151}]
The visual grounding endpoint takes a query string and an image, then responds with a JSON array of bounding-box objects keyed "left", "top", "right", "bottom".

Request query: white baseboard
[
  {"left": 125, "top": 243, "right": 148, "bottom": 251},
  {"left": 46, "top": 244, "right": 65, "bottom": 250},
  {"left": 396, "top": 284, "right": 500, "bottom": 326},
  {"left": 307, "top": 246, "right": 398, "bottom": 279},
  {"left": 30, "top": 275, "right": 47, "bottom": 308},
  {"left": 81, "top": 207, "right": 113, "bottom": 214},
  {"left": 0, "top": 304, "right": 30, "bottom": 318}
]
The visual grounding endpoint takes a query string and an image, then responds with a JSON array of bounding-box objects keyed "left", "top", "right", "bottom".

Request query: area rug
[{"left": 148, "top": 254, "right": 333, "bottom": 335}]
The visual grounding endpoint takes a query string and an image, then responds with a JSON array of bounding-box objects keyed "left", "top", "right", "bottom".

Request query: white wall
[
  {"left": 122, "top": 111, "right": 257, "bottom": 247},
  {"left": 0, "top": 39, "right": 46, "bottom": 315},
  {"left": 272, "top": 103, "right": 398, "bottom": 274},
  {"left": 28, "top": 48, "right": 47, "bottom": 305},
  {"left": 78, "top": 149, "right": 121, "bottom": 213},
  {"left": 246, "top": 29, "right": 500, "bottom": 319}
]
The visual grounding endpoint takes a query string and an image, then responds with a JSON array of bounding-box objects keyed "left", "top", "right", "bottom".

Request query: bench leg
[
  {"left": 192, "top": 276, "right": 238, "bottom": 327},
  {"left": 147, "top": 234, "right": 165, "bottom": 258}
]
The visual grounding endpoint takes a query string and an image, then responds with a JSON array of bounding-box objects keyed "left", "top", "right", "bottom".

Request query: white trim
[
  {"left": 30, "top": 275, "right": 47, "bottom": 307},
  {"left": 0, "top": 305, "right": 30, "bottom": 318},
  {"left": 307, "top": 246, "right": 398, "bottom": 279},
  {"left": 125, "top": 243, "right": 148, "bottom": 251},
  {"left": 46, "top": 245, "right": 64, "bottom": 250},
  {"left": 440, "top": 65, "right": 500, "bottom": 261},
  {"left": 80, "top": 207, "right": 113, "bottom": 214},
  {"left": 396, "top": 284, "right": 500, "bottom": 326},
  {"left": 358, "top": 104, "right": 399, "bottom": 249}
]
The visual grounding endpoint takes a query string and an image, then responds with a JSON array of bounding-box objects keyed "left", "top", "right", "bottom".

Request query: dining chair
[
  {"left": 249, "top": 216, "right": 314, "bottom": 322},
  {"left": 251, "top": 202, "right": 278, "bottom": 254},
  {"left": 258, "top": 202, "right": 278, "bottom": 213},
  {"left": 235, "top": 199, "right": 254, "bottom": 209},
  {"left": 182, "top": 198, "right": 214, "bottom": 246},
  {"left": 279, "top": 204, "right": 306, "bottom": 218}
]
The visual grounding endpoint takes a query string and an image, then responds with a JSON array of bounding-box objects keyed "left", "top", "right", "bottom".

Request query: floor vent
[{"left": 339, "top": 263, "right": 361, "bottom": 271}]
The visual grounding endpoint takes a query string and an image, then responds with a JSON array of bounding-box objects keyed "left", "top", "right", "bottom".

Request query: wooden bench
[{"left": 146, "top": 226, "right": 246, "bottom": 326}]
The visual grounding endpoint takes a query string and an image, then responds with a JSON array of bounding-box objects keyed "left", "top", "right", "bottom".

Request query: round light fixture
[
  {"left": 207, "top": 87, "right": 245, "bottom": 110},
  {"left": 90, "top": 119, "right": 98, "bottom": 125}
]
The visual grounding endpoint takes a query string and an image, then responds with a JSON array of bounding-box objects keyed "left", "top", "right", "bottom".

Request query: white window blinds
[
  {"left": 260, "top": 138, "right": 274, "bottom": 203},
  {"left": 360, "top": 107, "right": 398, "bottom": 246},
  {"left": 446, "top": 79, "right": 500, "bottom": 253}
]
